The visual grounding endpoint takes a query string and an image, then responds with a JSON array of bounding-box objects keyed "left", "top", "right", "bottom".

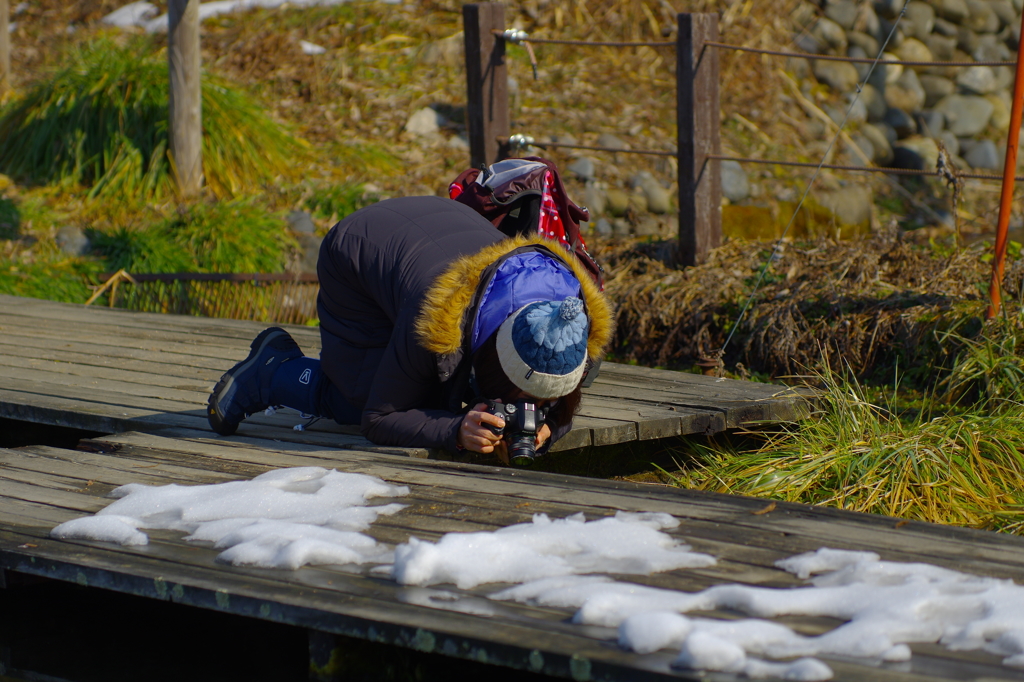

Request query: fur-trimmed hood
[{"left": 415, "top": 235, "right": 613, "bottom": 362}]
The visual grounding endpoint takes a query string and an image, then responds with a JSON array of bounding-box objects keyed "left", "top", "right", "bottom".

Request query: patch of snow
[
  {"left": 101, "top": 2, "right": 158, "bottom": 28},
  {"left": 300, "top": 40, "right": 326, "bottom": 55},
  {"left": 390, "top": 511, "right": 716, "bottom": 589},
  {"left": 776, "top": 547, "right": 880, "bottom": 580},
  {"left": 51, "top": 514, "right": 148, "bottom": 546},
  {"left": 139, "top": 0, "right": 354, "bottom": 33},
  {"left": 489, "top": 547, "right": 1024, "bottom": 678},
  {"left": 50, "top": 467, "right": 408, "bottom": 570},
  {"left": 49, "top": 466, "right": 1024, "bottom": 680}
]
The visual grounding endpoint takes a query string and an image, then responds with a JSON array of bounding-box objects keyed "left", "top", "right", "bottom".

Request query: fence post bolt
[
  {"left": 677, "top": 13, "right": 722, "bottom": 266},
  {"left": 168, "top": 0, "right": 203, "bottom": 197},
  {"left": 464, "top": 2, "right": 510, "bottom": 168}
]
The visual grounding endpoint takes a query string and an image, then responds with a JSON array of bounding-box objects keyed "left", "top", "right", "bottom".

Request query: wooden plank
[
  {"left": 0, "top": 358, "right": 592, "bottom": 454},
  {"left": 591, "top": 370, "right": 808, "bottom": 427},
  {"left": 2, "top": 491, "right": 1007, "bottom": 675},
  {"left": 0, "top": 444, "right": 1011, "bottom": 604},
  {"left": 0, "top": 339, "right": 224, "bottom": 383},
  {"left": 0, "top": 313, "right": 287, "bottom": 353},
  {"left": 595, "top": 363, "right": 808, "bottom": 405},
  {"left": 0, "top": 446, "right": 833, "bottom": 589},
  {"left": 0, "top": 386, "right": 408, "bottom": 456},
  {"left": 0, "top": 485, "right": 786, "bottom": 596},
  {"left": 0, "top": 502, "right": 841, "bottom": 649},
  {"left": 0, "top": 478, "right": 109, "bottom": 513},
  {"left": 0, "top": 383, "right": 205, "bottom": 434},
  {"left": 0, "top": 351, "right": 215, "bottom": 393},
  {"left": 0, "top": 361, "right": 209, "bottom": 404},
  {"left": 0, "top": 373, "right": 368, "bottom": 446},
  {"left": 0, "top": 527, "right": 699, "bottom": 682},
  {"left": 2, "top": 446, "right": 1023, "bottom": 680},
  {"left": 0, "top": 294, "right": 322, "bottom": 343},
  {"left": 2, "top": 446, "right": 242, "bottom": 488},
  {"left": 0, "top": 320, "right": 255, "bottom": 362},
  {"left": 85, "top": 433, "right": 1024, "bottom": 578},
  {"left": 571, "top": 414, "right": 636, "bottom": 447},
  {"left": 594, "top": 365, "right": 807, "bottom": 402},
  {"left": 676, "top": 12, "right": 721, "bottom": 266},
  {"left": 0, "top": 296, "right": 810, "bottom": 449},
  {"left": 0, "top": 326, "right": 249, "bottom": 370},
  {"left": 581, "top": 393, "right": 725, "bottom": 440},
  {"left": 9, "top": 436, "right": 1024, "bottom": 675},
  {"left": 547, "top": 422, "right": 592, "bottom": 452}
]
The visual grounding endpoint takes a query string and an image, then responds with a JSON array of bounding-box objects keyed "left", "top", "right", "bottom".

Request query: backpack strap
[{"left": 449, "top": 157, "right": 605, "bottom": 290}]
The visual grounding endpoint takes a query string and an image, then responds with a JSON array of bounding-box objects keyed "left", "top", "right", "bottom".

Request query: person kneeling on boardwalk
[{"left": 207, "top": 195, "right": 612, "bottom": 462}]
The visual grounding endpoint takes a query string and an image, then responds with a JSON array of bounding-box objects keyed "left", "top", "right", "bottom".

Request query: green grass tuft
[
  {"left": 0, "top": 251, "right": 104, "bottom": 303},
  {"left": 0, "top": 37, "right": 307, "bottom": 200},
  {"left": 0, "top": 198, "right": 19, "bottom": 239},
  {"left": 667, "top": 366, "right": 1024, "bottom": 533},
  {"left": 91, "top": 199, "right": 297, "bottom": 274},
  {"left": 304, "top": 183, "right": 379, "bottom": 223},
  {"left": 938, "top": 314, "right": 1024, "bottom": 409}
]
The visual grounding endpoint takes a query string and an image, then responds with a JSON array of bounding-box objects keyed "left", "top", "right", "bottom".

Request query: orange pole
[{"left": 988, "top": 10, "right": 1024, "bottom": 318}]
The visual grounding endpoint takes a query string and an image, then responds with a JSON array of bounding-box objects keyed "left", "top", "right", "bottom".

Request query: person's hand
[
  {"left": 535, "top": 423, "right": 552, "bottom": 450},
  {"left": 457, "top": 403, "right": 505, "bottom": 455}
]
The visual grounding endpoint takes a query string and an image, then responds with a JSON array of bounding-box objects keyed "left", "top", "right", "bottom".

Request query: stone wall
[{"left": 794, "top": 0, "right": 1023, "bottom": 174}]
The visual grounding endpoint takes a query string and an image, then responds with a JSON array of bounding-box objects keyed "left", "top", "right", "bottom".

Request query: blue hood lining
[{"left": 470, "top": 252, "right": 582, "bottom": 353}]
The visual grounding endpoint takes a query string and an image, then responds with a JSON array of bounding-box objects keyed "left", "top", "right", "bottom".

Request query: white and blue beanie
[{"left": 495, "top": 297, "right": 589, "bottom": 399}]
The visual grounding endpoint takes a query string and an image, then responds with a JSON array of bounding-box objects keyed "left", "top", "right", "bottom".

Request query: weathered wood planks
[
  {"left": 0, "top": 294, "right": 809, "bottom": 454},
  {"left": 3, "top": 430, "right": 1024, "bottom": 681}
]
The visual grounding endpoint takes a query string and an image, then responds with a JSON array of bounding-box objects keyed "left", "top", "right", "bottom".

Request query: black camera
[{"left": 484, "top": 399, "right": 549, "bottom": 466}]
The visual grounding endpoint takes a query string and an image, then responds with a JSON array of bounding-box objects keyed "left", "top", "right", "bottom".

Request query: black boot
[{"left": 207, "top": 327, "right": 303, "bottom": 435}]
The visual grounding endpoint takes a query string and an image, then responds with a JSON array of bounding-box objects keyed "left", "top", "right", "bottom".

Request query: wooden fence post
[
  {"left": 677, "top": 13, "right": 721, "bottom": 267},
  {"left": 0, "top": 0, "right": 10, "bottom": 98},
  {"left": 463, "top": 3, "right": 509, "bottom": 168},
  {"left": 168, "top": 0, "right": 203, "bottom": 197}
]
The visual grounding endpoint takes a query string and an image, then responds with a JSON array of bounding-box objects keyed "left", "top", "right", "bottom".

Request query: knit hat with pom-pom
[{"left": 495, "top": 296, "right": 589, "bottom": 398}]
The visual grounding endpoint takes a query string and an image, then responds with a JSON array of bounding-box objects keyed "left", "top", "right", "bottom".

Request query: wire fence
[
  {"left": 490, "top": 5, "right": 1024, "bottom": 348},
  {"left": 498, "top": 28, "right": 1017, "bottom": 68},
  {"left": 499, "top": 28, "right": 1016, "bottom": 186},
  {"left": 704, "top": 41, "right": 1017, "bottom": 68},
  {"left": 90, "top": 272, "right": 320, "bottom": 325},
  {"left": 84, "top": 12, "right": 1019, "bottom": 328},
  {"left": 709, "top": 154, "right": 1024, "bottom": 183}
]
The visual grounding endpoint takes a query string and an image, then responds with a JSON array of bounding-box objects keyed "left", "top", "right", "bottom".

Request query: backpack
[{"left": 448, "top": 157, "right": 605, "bottom": 290}]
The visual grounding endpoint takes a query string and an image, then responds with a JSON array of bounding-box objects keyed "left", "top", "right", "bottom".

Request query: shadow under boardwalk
[{"left": 2, "top": 430, "right": 1024, "bottom": 682}]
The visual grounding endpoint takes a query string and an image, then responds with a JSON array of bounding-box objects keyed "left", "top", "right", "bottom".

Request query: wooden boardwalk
[
  {"left": 4, "top": 429, "right": 1024, "bottom": 681},
  {"left": 0, "top": 294, "right": 807, "bottom": 456}
]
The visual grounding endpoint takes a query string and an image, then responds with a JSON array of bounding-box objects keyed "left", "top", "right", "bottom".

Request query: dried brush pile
[{"left": 599, "top": 231, "right": 1022, "bottom": 382}]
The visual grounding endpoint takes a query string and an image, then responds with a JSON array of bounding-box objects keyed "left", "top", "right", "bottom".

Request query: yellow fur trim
[{"left": 415, "top": 235, "right": 614, "bottom": 360}]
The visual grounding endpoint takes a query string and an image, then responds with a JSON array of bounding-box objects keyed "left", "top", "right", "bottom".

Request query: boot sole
[{"left": 208, "top": 327, "right": 287, "bottom": 436}]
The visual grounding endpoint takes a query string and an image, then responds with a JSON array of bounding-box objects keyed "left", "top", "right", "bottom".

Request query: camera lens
[{"left": 508, "top": 435, "right": 537, "bottom": 466}]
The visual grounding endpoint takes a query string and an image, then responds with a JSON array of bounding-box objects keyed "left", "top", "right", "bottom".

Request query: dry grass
[
  {"left": 594, "top": 224, "right": 1012, "bottom": 383},
  {"left": 661, "top": 367, "right": 1024, "bottom": 532}
]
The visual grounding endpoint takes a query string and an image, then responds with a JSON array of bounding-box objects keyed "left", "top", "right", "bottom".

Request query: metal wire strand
[
  {"left": 709, "top": 154, "right": 1024, "bottom": 183},
  {"left": 493, "top": 29, "right": 674, "bottom": 48},
  {"left": 506, "top": 138, "right": 677, "bottom": 157},
  {"left": 705, "top": 41, "right": 1015, "bottom": 68},
  {"left": 719, "top": 5, "right": 909, "bottom": 355}
]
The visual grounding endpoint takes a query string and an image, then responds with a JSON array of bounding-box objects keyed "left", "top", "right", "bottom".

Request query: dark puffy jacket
[{"left": 316, "top": 196, "right": 612, "bottom": 452}]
